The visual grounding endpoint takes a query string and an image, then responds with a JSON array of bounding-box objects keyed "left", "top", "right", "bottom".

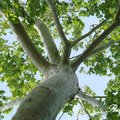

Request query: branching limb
[
  {"left": 0, "top": 98, "right": 24, "bottom": 112},
  {"left": 70, "top": 40, "right": 115, "bottom": 65},
  {"left": 45, "top": 0, "right": 71, "bottom": 64},
  {"left": 76, "top": 90, "right": 107, "bottom": 112},
  {"left": 34, "top": 17, "right": 61, "bottom": 64},
  {"left": 0, "top": 11, "right": 51, "bottom": 75},
  {"left": 45, "top": 0, "right": 68, "bottom": 45},
  {"left": 71, "top": 21, "right": 120, "bottom": 72},
  {"left": 89, "top": 40, "right": 114, "bottom": 56},
  {"left": 12, "top": 0, "right": 61, "bottom": 64},
  {"left": 71, "top": 20, "right": 107, "bottom": 46},
  {"left": 9, "top": 20, "right": 51, "bottom": 75}
]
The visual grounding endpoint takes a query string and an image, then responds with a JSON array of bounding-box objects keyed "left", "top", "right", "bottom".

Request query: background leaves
[{"left": 0, "top": 0, "right": 120, "bottom": 119}]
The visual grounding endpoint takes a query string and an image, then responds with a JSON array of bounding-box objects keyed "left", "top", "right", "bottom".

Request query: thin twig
[
  {"left": 93, "top": 96, "right": 106, "bottom": 98},
  {"left": 71, "top": 19, "right": 107, "bottom": 46}
]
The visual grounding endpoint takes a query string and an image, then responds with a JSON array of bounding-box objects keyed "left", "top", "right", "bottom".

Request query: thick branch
[
  {"left": 12, "top": 0, "right": 61, "bottom": 64},
  {"left": 62, "top": 45, "right": 71, "bottom": 64},
  {"left": 9, "top": 21, "right": 51, "bottom": 74},
  {"left": 70, "top": 40, "right": 115, "bottom": 65},
  {"left": 76, "top": 91, "right": 107, "bottom": 112},
  {"left": 34, "top": 17, "right": 60, "bottom": 64},
  {"left": 45, "top": 0, "right": 68, "bottom": 44},
  {"left": 71, "top": 20, "right": 107, "bottom": 46},
  {"left": 71, "top": 21, "right": 120, "bottom": 71},
  {"left": 1, "top": 11, "right": 51, "bottom": 75},
  {"left": 0, "top": 98, "right": 24, "bottom": 112},
  {"left": 90, "top": 40, "right": 114, "bottom": 56},
  {"left": 46, "top": 0, "right": 71, "bottom": 64}
]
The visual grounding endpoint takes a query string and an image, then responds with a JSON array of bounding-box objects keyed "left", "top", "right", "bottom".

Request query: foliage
[
  {"left": 0, "top": 0, "right": 120, "bottom": 119},
  {"left": 105, "top": 76, "right": 120, "bottom": 120},
  {"left": 63, "top": 98, "right": 79, "bottom": 116},
  {"left": 0, "top": 89, "right": 8, "bottom": 119}
]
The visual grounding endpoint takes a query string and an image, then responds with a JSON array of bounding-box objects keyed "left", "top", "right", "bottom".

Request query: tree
[{"left": 0, "top": 0, "right": 120, "bottom": 120}]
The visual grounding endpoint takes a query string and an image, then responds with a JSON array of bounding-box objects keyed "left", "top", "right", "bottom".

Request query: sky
[{"left": 0, "top": 15, "right": 111, "bottom": 120}]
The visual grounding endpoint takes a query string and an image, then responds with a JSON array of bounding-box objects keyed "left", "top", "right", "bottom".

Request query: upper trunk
[{"left": 12, "top": 65, "right": 79, "bottom": 120}]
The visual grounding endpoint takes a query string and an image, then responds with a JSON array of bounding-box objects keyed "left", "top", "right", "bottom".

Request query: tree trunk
[{"left": 12, "top": 65, "right": 79, "bottom": 120}]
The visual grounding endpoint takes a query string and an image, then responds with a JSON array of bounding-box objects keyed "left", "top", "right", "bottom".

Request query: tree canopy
[{"left": 0, "top": 0, "right": 120, "bottom": 120}]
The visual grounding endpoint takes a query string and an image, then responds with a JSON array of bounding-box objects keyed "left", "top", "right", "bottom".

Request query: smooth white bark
[
  {"left": 34, "top": 17, "right": 60, "bottom": 64},
  {"left": 76, "top": 91, "right": 107, "bottom": 112},
  {"left": 0, "top": 98, "right": 24, "bottom": 112},
  {"left": 0, "top": 11, "right": 51, "bottom": 75},
  {"left": 11, "top": 65, "right": 79, "bottom": 120}
]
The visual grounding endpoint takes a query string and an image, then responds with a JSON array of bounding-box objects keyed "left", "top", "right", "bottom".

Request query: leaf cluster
[{"left": 105, "top": 76, "right": 120, "bottom": 120}]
